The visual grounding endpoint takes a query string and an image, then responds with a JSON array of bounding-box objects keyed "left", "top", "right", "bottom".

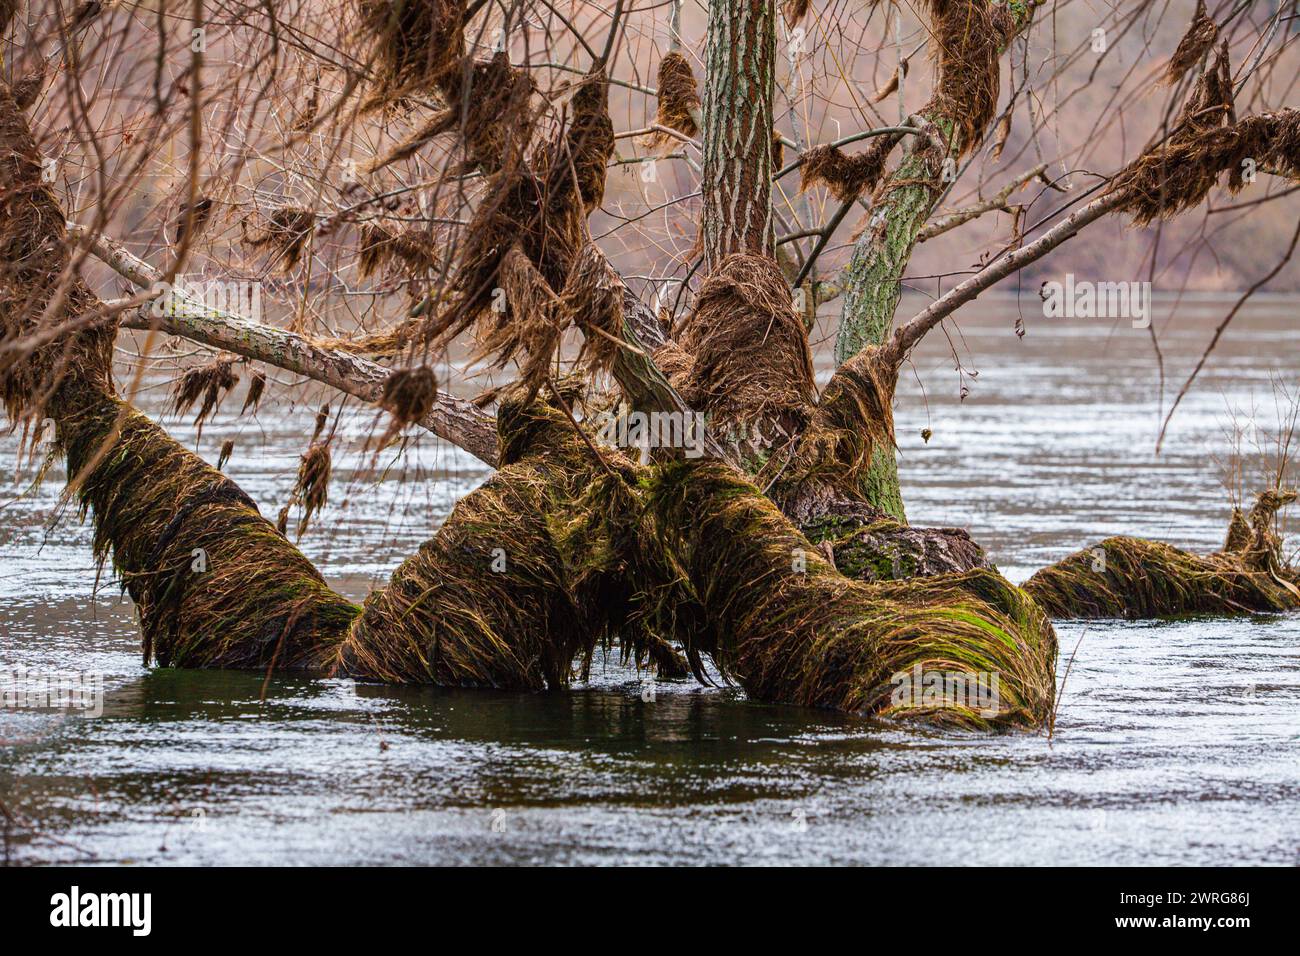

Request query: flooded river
[{"left": 2, "top": 296, "right": 1297, "bottom": 865}]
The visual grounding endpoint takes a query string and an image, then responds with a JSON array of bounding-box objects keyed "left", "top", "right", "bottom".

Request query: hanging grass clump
[
  {"left": 376, "top": 364, "right": 437, "bottom": 445},
  {"left": 358, "top": 0, "right": 467, "bottom": 108},
  {"left": 922, "top": 0, "right": 1016, "bottom": 154},
  {"left": 1164, "top": 0, "right": 1218, "bottom": 86},
  {"left": 280, "top": 441, "right": 332, "bottom": 538},
  {"left": 1108, "top": 43, "right": 1300, "bottom": 224},
  {"left": 170, "top": 355, "right": 239, "bottom": 434},
  {"left": 676, "top": 253, "right": 816, "bottom": 445},
  {"left": 1023, "top": 489, "right": 1300, "bottom": 620},
  {"left": 643, "top": 52, "right": 700, "bottom": 153},
  {"left": 357, "top": 222, "right": 438, "bottom": 278},
  {"left": 242, "top": 207, "right": 316, "bottom": 270},
  {"left": 56, "top": 386, "right": 359, "bottom": 669},
  {"left": 800, "top": 138, "right": 893, "bottom": 202},
  {"left": 647, "top": 459, "right": 1057, "bottom": 729},
  {"left": 241, "top": 368, "right": 266, "bottom": 414},
  {"left": 423, "top": 69, "right": 614, "bottom": 373}
]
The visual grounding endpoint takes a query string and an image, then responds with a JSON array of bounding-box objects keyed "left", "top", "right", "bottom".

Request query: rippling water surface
[{"left": 2, "top": 296, "right": 1297, "bottom": 865}]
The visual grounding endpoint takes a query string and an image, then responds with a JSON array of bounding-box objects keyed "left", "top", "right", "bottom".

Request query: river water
[{"left": 1, "top": 296, "right": 1297, "bottom": 865}]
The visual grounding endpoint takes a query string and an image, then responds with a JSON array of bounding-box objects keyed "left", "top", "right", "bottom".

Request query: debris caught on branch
[
  {"left": 643, "top": 52, "right": 700, "bottom": 152},
  {"left": 243, "top": 207, "right": 316, "bottom": 270},
  {"left": 379, "top": 365, "right": 436, "bottom": 425},
  {"left": 1109, "top": 106, "right": 1300, "bottom": 224},
  {"left": 240, "top": 368, "right": 266, "bottom": 414},
  {"left": 1164, "top": 0, "right": 1218, "bottom": 86},
  {"left": 425, "top": 69, "right": 614, "bottom": 363},
  {"left": 991, "top": 108, "right": 1013, "bottom": 162},
  {"left": 11, "top": 65, "right": 47, "bottom": 111},
  {"left": 377, "top": 365, "right": 437, "bottom": 446},
  {"left": 677, "top": 253, "right": 816, "bottom": 441},
  {"left": 172, "top": 196, "right": 213, "bottom": 245},
  {"left": 169, "top": 355, "right": 238, "bottom": 433},
  {"left": 288, "top": 441, "right": 332, "bottom": 537},
  {"left": 781, "top": 0, "right": 811, "bottom": 28},
  {"left": 922, "top": 0, "right": 1016, "bottom": 155},
  {"left": 358, "top": 0, "right": 467, "bottom": 107},
  {"left": 800, "top": 137, "right": 893, "bottom": 201},
  {"left": 870, "top": 59, "right": 908, "bottom": 103},
  {"left": 357, "top": 222, "right": 437, "bottom": 278}
]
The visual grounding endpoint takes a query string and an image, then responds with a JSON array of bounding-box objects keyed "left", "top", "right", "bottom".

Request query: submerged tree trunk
[{"left": 1025, "top": 491, "right": 1300, "bottom": 618}]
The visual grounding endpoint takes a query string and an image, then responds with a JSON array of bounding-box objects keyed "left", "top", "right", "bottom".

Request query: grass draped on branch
[
  {"left": 643, "top": 52, "right": 700, "bottom": 152},
  {"left": 334, "top": 387, "right": 692, "bottom": 687},
  {"left": 1108, "top": 43, "right": 1300, "bottom": 224},
  {"left": 800, "top": 138, "right": 893, "bottom": 202},
  {"left": 55, "top": 383, "right": 360, "bottom": 669},
  {"left": 648, "top": 460, "right": 1057, "bottom": 729},
  {"left": 423, "top": 69, "right": 615, "bottom": 375},
  {"left": 921, "top": 0, "right": 1018, "bottom": 156},
  {"left": 1024, "top": 490, "right": 1300, "bottom": 618}
]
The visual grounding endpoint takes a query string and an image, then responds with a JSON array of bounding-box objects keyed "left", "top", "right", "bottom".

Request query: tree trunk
[{"left": 700, "top": 0, "right": 777, "bottom": 269}]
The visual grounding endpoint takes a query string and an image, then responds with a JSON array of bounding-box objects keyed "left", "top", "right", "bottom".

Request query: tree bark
[
  {"left": 833, "top": 2, "right": 1040, "bottom": 521},
  {"left": 700, "top": 0, "right": 777, "bottom": 269}
]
